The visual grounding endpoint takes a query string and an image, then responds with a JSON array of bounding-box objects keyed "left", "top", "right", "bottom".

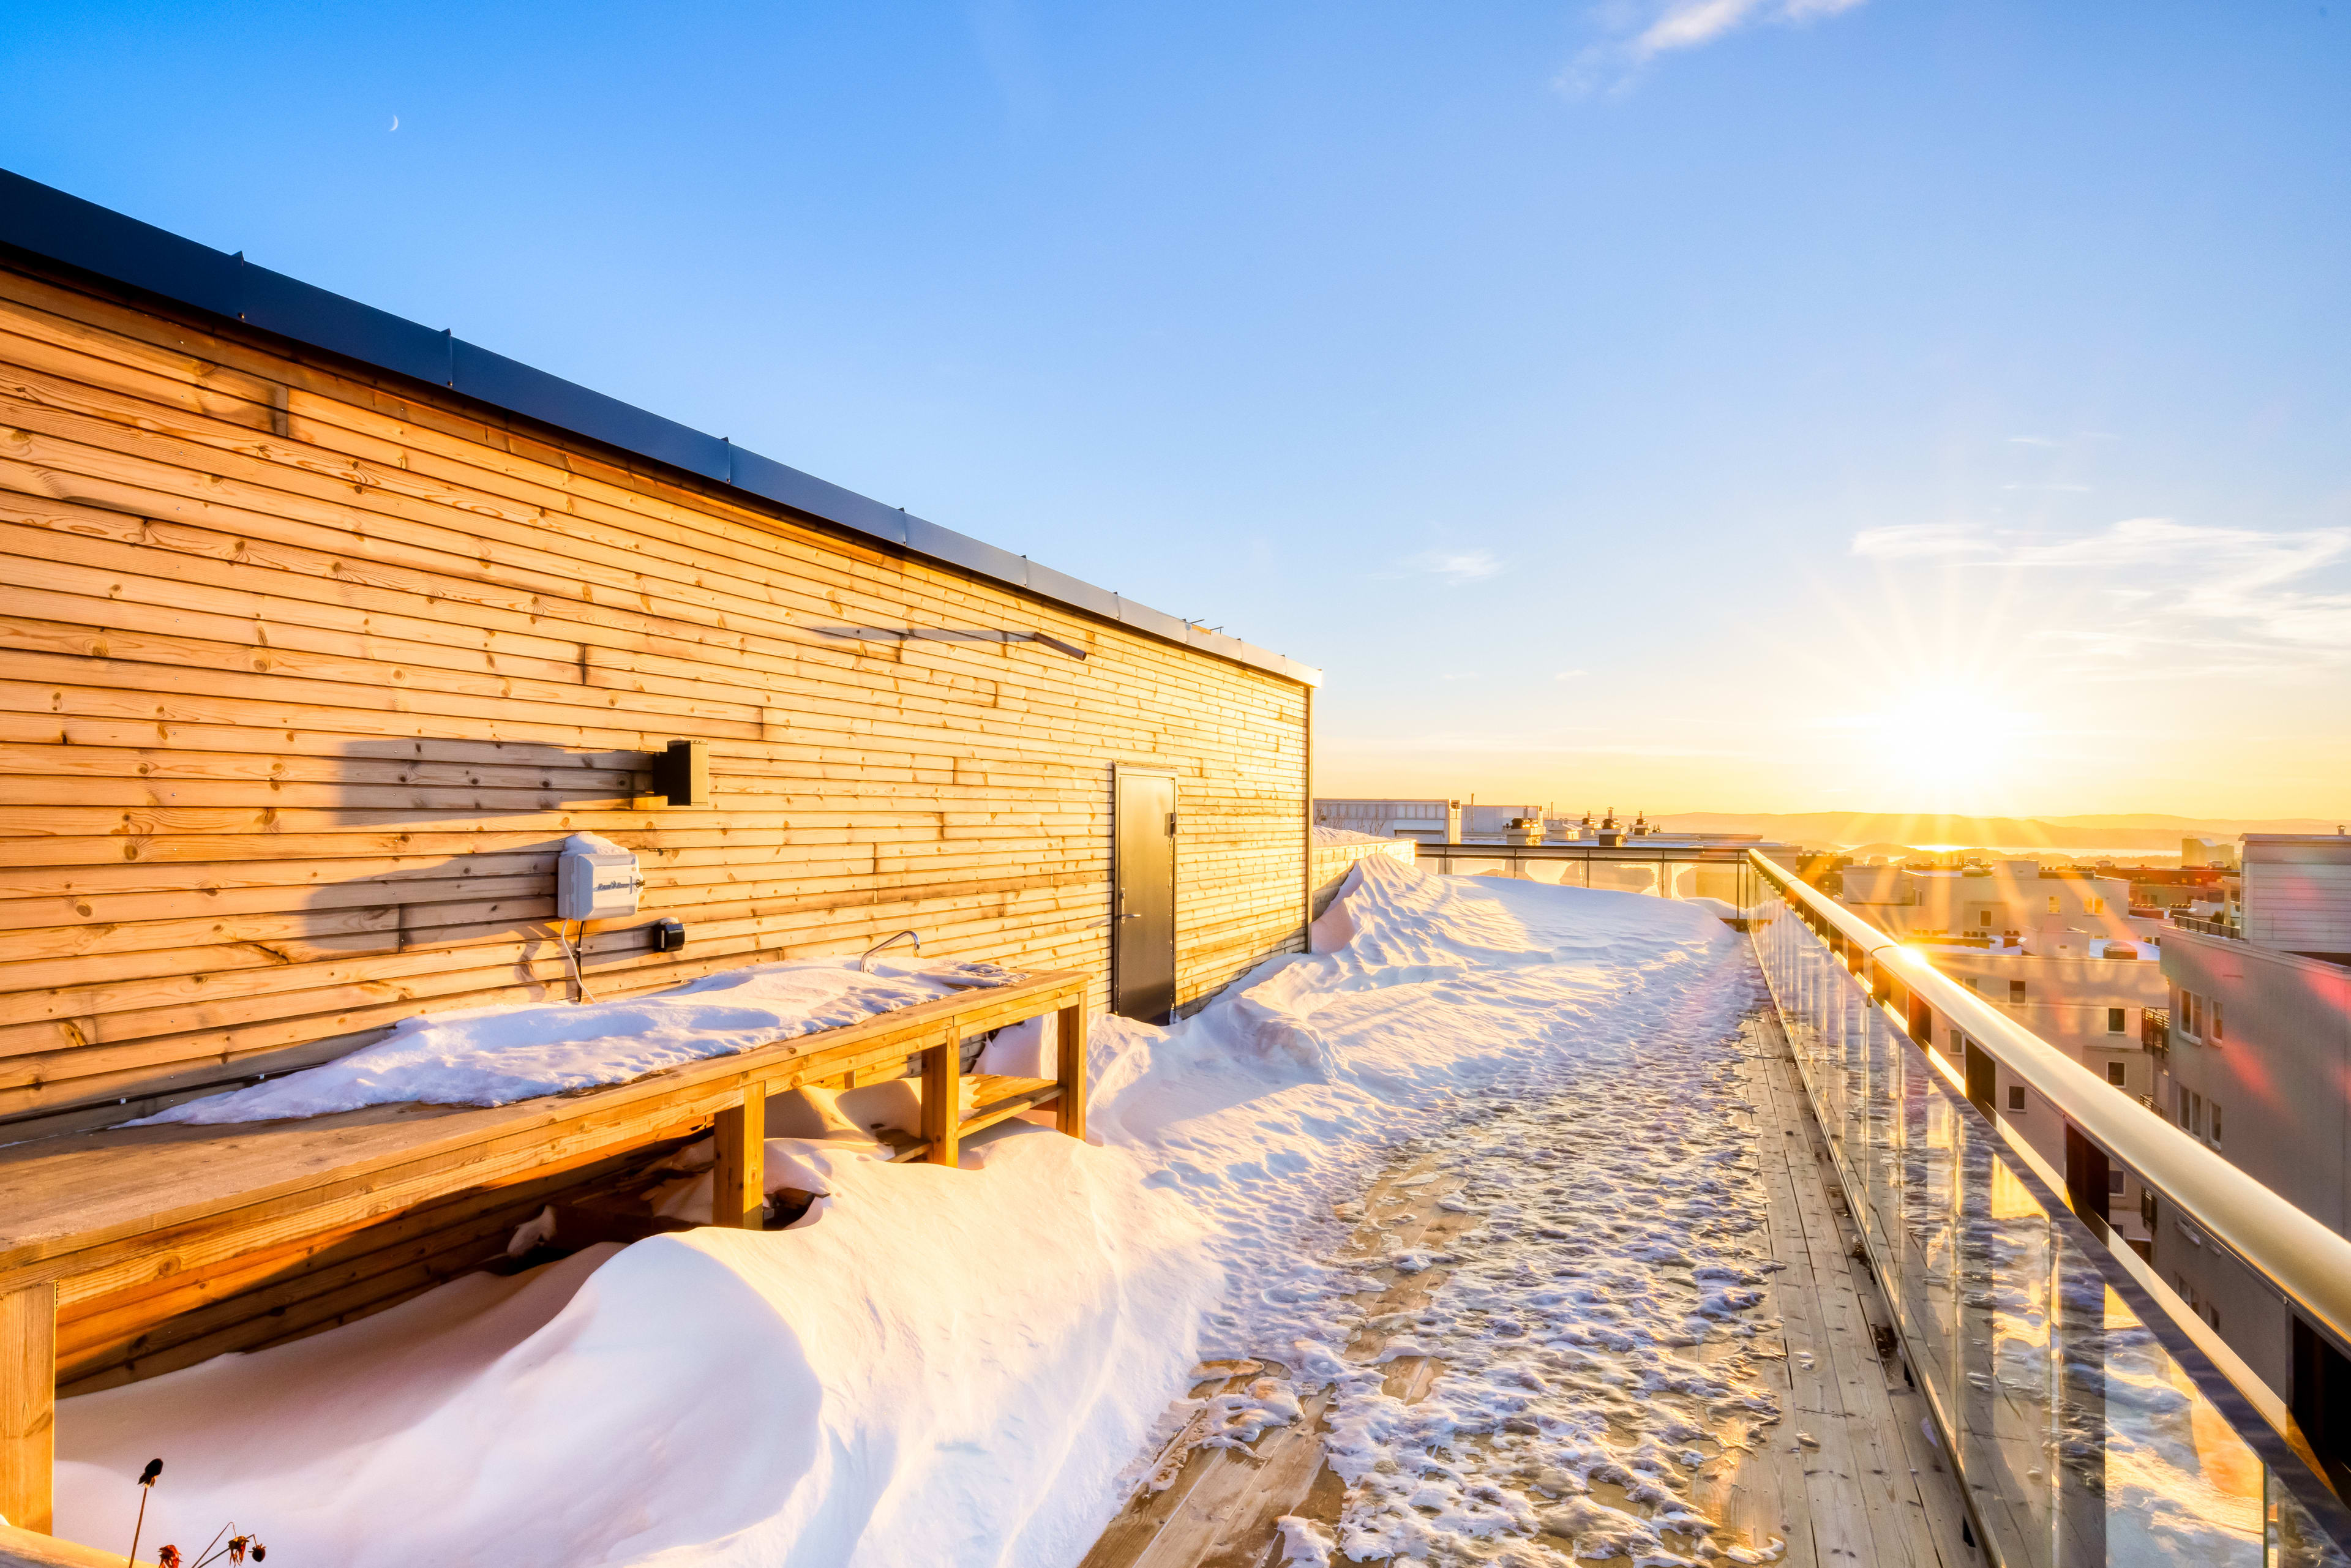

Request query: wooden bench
[{"left": 0, "top": 969, "right": 1088, "bottom": 1537}]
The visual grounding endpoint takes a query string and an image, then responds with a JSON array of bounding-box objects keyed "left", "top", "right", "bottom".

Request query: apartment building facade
[
  {"left": 2150, "top": 836, "right": 2351, "bottom": 1394},
  {"left": 1842, "top": 858, "right": 2142, "bottom": 942}
]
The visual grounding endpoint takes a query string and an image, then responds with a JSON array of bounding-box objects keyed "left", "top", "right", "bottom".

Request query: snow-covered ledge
[{"left": 1308, "top": 828, "right": 1417, "bottom": 919}]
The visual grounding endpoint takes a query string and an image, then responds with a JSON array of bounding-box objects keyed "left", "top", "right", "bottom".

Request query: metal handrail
[
  {"left": 2173, "top": 912, "right": 2242, "bottom": 940},
  {"left": 1748, "top": 849, "right": 2351, "bottom": 1362}
]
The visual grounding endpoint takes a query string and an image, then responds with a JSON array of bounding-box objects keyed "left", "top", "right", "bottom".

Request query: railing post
[
  {"left": 1, "top": 1281, "right": 54, "bottom": 1534},
  {"left": 1963, "top": 1039, "right": 1997, "bottom": 1117},
  {"left": 1903, "top": 988, "right": 1931, "bottom": 1044},
  {"left": 2064, "top": 1122, "right": 2112, "bottom": 1240},
  {"left": 1951, "top": 1095, "right": 2000, "bottom": 1550},
  {"left": 2055, "top": 1212, "right": 2111, "bottom": 1564},
  {"left": 1054, "top": 1001, "right": 1087, "bottom": 1141}
]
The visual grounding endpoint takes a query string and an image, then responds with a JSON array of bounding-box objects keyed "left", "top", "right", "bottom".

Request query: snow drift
[
  {"left": 56, "top": 857, "right": 1755, "bottom": 1567},
  {"left": 56, "top": 1135, "right": 1211, "bottom": 1567}
]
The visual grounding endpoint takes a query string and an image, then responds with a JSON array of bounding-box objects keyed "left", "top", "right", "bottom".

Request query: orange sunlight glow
[{"left": 1831, "top": 678, "right": 2047, "bottom": 818}]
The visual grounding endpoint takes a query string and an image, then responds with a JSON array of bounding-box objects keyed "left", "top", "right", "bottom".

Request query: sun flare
[{"left": 1837, "top": 678, "right": 2045, "bottom": 816}]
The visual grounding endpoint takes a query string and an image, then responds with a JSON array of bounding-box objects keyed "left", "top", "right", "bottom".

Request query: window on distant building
[
  {"left": 1978, "top": 909, "right": 1993, "bottom": 928},
  {"left": 2211, "top": 1101, "right": 2223, "bottom": 1146},
  {"left": 2180, "top": 1093, "right": 2193, "bottom": 1131},
  {"left": 2107, "top": 1060, "right": 2127, "bottom": 1086},
  {"left": 2107, "top": 1007, "right": 2127, "bottom": 1034},
  {"left": 2008, "top": 1084, "right": 2027, "bottom": 1112},
  {"left": 2213, "top": 1002, "right": 2224, "bottom": 1043},
  {"left": 2009, "top": 979, "right": 2028, "bottom": 1003},
  {"left": 2088, "top": 896, "right": 2104, "bottom": 915},
  {"left": 2107, "top": 1168, "right": 2127, "bottom": 1196},
  {"left": 2192, "top": 1092, "right": 2206, "bottom": 1137}
]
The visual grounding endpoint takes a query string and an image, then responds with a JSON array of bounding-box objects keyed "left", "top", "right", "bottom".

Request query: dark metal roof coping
[{"left": 0, "top": 167, "right": 1319, "bottom": 687}]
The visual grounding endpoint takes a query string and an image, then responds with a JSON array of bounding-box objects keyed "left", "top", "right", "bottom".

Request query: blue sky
[{"left": 6, "top": 1, "right": 2347, "bottom": 817}]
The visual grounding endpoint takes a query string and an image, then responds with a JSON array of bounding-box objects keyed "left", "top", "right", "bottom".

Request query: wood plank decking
[
  {"left": 1734, "top": 1007, "right": 1978, "bottom": 1568},
  {"left": 1081, "top": 1006, "right": 1978, "bottom": 1568}
]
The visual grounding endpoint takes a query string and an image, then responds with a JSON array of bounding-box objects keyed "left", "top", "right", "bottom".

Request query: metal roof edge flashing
[
  {"left": 241, "top": 264, "right": 454, "bottom": 385},
  {"left": 450, "top": 339, "right": 730, "bottom": 481},
  {"left": 727, "top": 448, "right": 912, "bottom": 547},
  {"left": 1022, "top": 560, "right": 1120, "bottom": 621},
  {"left": 0, "top": 167, "right": 1321, "bottom": 687},
  {"left": 1116, "top": 598, "right": 1189, "bottom": 642},
  {"left": 0, "top": 168, "right": 241, "bottom": 317}
]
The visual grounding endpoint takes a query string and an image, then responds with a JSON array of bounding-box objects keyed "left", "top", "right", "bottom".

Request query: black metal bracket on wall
[{"left": 650, "top": 740, "right": 710, "bottom": 807}]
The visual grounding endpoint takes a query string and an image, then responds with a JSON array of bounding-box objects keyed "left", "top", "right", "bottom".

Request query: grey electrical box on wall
[
  {"left": 557, "top": 835, "right": 643, "bottom": 921},
  {"left": 651, "top": 739, "right": 710, "bottom": 806}
]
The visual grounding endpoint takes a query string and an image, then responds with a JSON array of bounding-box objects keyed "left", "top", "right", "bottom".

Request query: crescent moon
[{"left": 389, "top": 114, "right": 400, "bottom": 131}]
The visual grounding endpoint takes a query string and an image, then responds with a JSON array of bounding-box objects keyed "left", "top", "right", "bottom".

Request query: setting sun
[{"left": 1825, "top": 678, "right": 2047, "bottom": 817}]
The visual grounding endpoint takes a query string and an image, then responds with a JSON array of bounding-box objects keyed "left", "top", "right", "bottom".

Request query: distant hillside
[{"left": 1655, "top": 812, "right": 2345, "bottom": 852}]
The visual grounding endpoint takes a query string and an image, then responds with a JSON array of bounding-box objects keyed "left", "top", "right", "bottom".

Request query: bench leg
[
  {"left": 712, "top": 1082, "right": 767, "bottom": 1229},
  {"left": 1, "top": 1281, "right": 53, "bottom": 1534},
  {"left": 1055, "top": 1002, "right": 1087, "bottom": 1142},
  {"left": 923, "top": 1027, "right": 961, "bottom": 1167}
]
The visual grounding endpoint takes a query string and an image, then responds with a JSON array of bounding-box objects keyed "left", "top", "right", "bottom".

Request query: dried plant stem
[
  {"left": 184, "top": 1522, "right": 231, "bottom": 1568},
  {"left": 124, "top": 1487, "right": 150, "bottom": 1568}
]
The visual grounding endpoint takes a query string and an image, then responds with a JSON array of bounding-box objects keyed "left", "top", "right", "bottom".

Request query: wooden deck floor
[{"left": 1079, "top": 1007, "right": 1978, "bottom": 1568}]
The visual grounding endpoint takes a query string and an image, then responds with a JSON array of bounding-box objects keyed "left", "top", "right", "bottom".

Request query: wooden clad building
[{"left": 0, "top": 170, "right": 1321, "bottom": 1139}]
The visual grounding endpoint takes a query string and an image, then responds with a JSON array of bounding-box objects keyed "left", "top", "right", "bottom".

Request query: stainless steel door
[{"left": 1112, "top": 768, "right": 1177, "bottom": 1021}]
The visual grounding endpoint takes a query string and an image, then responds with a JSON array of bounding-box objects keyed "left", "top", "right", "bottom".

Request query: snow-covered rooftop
[{"left": 58, "top": 858, "right": 1760, "bottom": 1565}]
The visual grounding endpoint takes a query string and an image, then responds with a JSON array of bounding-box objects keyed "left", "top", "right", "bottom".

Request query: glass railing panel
[
  {"left": 1584, "top": 858, "right": 1662, "bottom": 895},
  {"left": 1750, "top": 877, "right": 2349, "bottom": 1567}
]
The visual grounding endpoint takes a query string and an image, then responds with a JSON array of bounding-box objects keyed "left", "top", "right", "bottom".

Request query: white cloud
[
  {"left": 1554, "top": 668, "right": 1589, "bottom": 680},
  {"left": 1409, "top": 548, "right": 1502, "bottom": 585},
  {"left": 2004, "top": 517, "right": 2345, "bottom": 574},
  {"left": 1850, "top": 523, "right": 1985, "bottom": 560},
  {"left": 1633, "top": 0, "right": 1764, "bottom": 56},
  {"left": 1850, "top": 516, "right": 2351, "bottom": 675},
  {"left": 1563, "top": 0, "right": 1868, "bottom": 89}
]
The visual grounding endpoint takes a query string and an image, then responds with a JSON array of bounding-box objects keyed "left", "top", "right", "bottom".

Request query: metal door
[{"left": 1112, "top": 768, "right": 1177, "bottom": 1022}]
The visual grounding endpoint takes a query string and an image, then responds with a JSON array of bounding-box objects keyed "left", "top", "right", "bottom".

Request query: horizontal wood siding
[{"left": 0, "top": 265, "right": 1308, "bottom": 1127}]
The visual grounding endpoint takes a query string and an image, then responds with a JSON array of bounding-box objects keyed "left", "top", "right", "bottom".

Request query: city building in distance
[{"left": 2155, "top": 834, "right": 2351, "bottom": 1400}]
